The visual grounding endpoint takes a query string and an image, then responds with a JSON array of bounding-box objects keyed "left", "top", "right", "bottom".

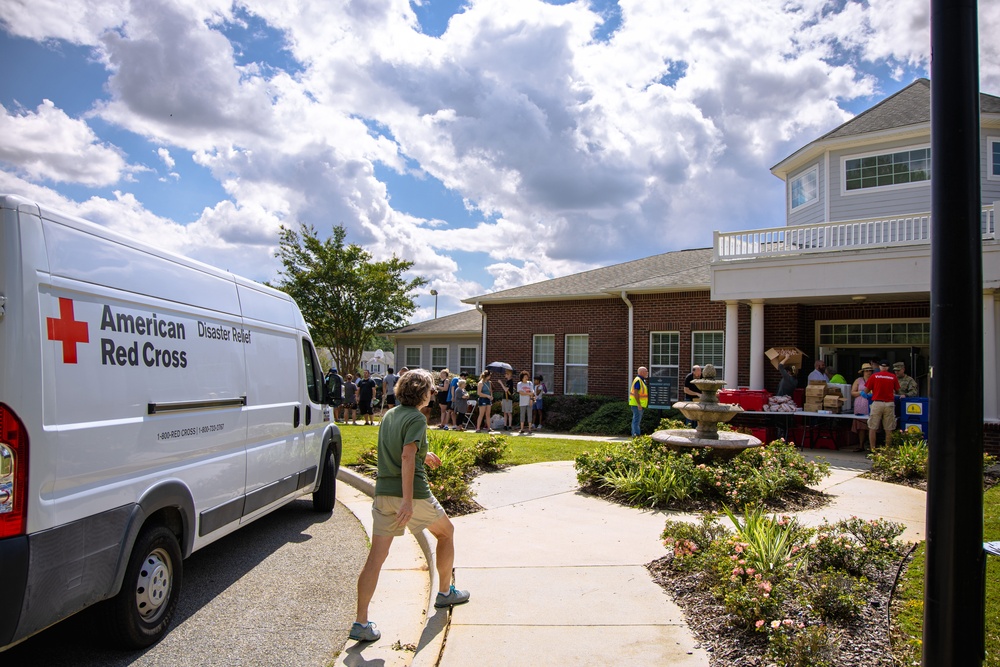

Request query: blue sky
[{"left": 1, "top": 0, "right": 996, "bottom": 322}]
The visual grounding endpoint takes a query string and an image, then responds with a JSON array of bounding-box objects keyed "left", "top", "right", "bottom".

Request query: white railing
[{"left": 714, "top": 205, "right": 996, "bottom": 260}]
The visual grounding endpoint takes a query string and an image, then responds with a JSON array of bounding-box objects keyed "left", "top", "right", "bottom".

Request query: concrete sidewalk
[{"left": 336, "top": 449, "right": 926, "bottom": 666}]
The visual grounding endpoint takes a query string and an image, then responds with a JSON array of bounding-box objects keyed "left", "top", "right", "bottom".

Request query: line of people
[
  {"left": 433, "top": 368, "right": 547, "bottom": 433},
  {"left": 325, "top": 367, "right": 403, "bottom": 425}
]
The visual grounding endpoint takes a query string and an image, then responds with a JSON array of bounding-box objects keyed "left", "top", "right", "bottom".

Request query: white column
[
  {"left": 749, "top": 299, "right": 765, "bottom": 390},
  {"left": 985, "top": 289, "right": 998, "bottom": 420},
  {"left": 725, "top": 301, "right": 739, "bottom": 388}
]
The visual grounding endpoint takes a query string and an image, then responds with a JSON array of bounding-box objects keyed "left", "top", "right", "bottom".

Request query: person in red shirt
[{"left": 867, "top": 360, "right": 901, "bottom": 450}]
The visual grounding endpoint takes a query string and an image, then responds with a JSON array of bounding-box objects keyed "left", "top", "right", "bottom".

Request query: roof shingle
[{"left": 464, "top": 247, "right": 712, "bottom": 304}]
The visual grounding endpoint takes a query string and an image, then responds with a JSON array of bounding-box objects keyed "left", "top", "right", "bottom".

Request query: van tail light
[{"left": 0, "top": 403, "right": 28, "bottom": 538}]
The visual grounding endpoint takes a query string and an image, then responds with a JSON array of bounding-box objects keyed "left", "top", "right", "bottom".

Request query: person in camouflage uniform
[{"left": 893, "top": 362, "right": 918, "bottom": 397}]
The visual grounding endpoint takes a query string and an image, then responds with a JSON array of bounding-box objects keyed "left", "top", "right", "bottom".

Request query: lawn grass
[
  {"left": 893, "top": 483, "right": 1000, "bottom": 666},
  {"left": 337, "top": 422, "right": 598, "bottom": 466}
]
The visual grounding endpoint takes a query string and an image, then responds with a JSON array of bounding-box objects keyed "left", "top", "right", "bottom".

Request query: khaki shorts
[
  {"left": 372, "top": 495, "right": 446, "bottom": 537},
  {"left": 868, "top": 401, "right": 896, "bottom": 432}
]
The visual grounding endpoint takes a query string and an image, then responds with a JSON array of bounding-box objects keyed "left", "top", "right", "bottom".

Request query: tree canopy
[{"left": 271, "top": 224, "right": 426, "bottom": 376}]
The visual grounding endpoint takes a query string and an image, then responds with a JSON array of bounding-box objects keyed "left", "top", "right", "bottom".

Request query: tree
[{"left": 270, "top": 224, "right": 426, "bottom": 376}]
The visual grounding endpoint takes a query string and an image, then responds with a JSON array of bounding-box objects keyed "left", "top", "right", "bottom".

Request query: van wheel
[
  {"left": 313, "top": 448, "right": 338, "bottom": 512},
  {"left": 110, "top": 524, "right": 183, "bottom": 649}
]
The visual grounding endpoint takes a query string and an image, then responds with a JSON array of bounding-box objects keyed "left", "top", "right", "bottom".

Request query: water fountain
[{"left": 650, "top": 364, "right": 763, "bottom": 459}]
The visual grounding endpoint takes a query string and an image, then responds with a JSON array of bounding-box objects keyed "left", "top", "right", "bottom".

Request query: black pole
[{"left": 925, "top": 0, "right": 984, "bottom": 664}]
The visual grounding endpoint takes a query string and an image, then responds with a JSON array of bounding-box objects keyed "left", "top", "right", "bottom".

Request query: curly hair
[{"left": 396, "top": 368, "right": 435, "bottom": 407}]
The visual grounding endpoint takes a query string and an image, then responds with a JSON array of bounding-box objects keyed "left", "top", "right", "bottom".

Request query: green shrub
[
  {"left": 600, "top": 458, "right": 701, "bottom": 506},
  {"left": 569, "top": 402, "right": 682, "bottom": 436},
  {"left": 870, "top": 432, "right": 996, "bottom": 483},
  {"left": 543, "top": 395, "right": 619, "bottom": 432},
  {"left": 471, "top": 433, "right": 509, "bottom": 467},
  {"left": 808, "top": 517, "right": 905, "bottom": 575},
  {"left": 765, "top": 622, "right": 836, "bottom": 667},
  {"left": 870, "top": 435, "right": 927, "bottom": 480},
  {"left": 718, "top": 573, "right": 786, "bottom": 627},
  {"left": 803, "top": 569, "right": 871, "bottom": 621},
  {"left": 576, "top": 438, "right": 830, "bottom": 509},
  {"left": 723, "top": 505, "right": 808, "bottom": 580},
  {"left": 570, "top": 402, "right": 632, "bottom": 435},
  {"left": 661, "top": 513, "right": 730, "bottom": 564}
]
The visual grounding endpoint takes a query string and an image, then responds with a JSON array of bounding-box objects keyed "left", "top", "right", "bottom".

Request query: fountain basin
[
  {"left": 651, "top": 429, "right": 763, "bottom": 460},
  {"left": 653, "top": 363, "right": 765, "bottom": 459}
]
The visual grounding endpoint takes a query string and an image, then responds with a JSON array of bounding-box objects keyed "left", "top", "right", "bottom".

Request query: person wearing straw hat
[{"left": 848, "top": 363, "right": 874, "bottom": 451}]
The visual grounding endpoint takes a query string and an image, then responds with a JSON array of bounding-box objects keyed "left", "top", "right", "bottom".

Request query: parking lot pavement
[{"left": 4, "top": 498, "right": 369, "bottom": 667}]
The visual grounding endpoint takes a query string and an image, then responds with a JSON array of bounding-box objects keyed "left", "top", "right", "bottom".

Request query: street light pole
[{"left": 430, "top": 289, "right": 438, "bottom": 319}]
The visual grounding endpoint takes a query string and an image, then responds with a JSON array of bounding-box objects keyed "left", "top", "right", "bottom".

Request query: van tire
[
  {"left": 313, "top": 449, "right": 338, "bottom": 512},
  {"left": 110, "top": 524, "right": 183, "bottom": 649}
]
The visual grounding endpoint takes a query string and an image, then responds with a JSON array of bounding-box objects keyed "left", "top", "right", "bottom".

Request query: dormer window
[
  {"left": 844, "top": 147, "right": 931, "bottom": 192},
  {"left": 790, "top": 166, "right": 818, "bottom": 210}
]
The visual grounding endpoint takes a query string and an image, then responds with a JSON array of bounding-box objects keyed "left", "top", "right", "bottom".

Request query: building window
[
  {"left": 989, "top": 137, "right": 1000, "bottom": 180},
  {"left": 405, "top": 346, "right": 421, "bottom": 369},
  {"left": 564, "top": 334, "right": 589, "bottom": 395},
  {"left": 533, "top": 334, "right": 555, "bottom": 394},
  {"left": 431, "top": 347, "right": 448, "bottom": 372},
  {"left": 692, "top": 331, "right": 724, "bottom": 375},
  {"left": 818, "top": 321, "right": 930, "bottom": 346},
  {"left": 790, "top": 165, "right": 818, "bottom": 210},
  {"left": 459, "top": 347, "right": 478, "bottom": 377},
  {"left": 650, "top": 332, "right": 680, "bottom": 402},
  {"left": 844, "top": 147, "right": 930, "bottom": 192}
]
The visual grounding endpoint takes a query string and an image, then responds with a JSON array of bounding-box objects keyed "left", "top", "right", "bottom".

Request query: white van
[{"left": 0, "top": 194, "right": 341, "bottom": 650}]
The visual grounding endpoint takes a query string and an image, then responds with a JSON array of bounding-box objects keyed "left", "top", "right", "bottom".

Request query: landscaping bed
[
  {"left": 574, "top": 432, "right": 832, "bottom": 512},
  {"left": 651, "top": 510, "right": 911, "bottom": 667}
]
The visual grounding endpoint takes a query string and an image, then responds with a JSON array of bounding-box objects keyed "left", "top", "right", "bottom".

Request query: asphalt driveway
[{"left": 4, "top": 498, "right": 368, "bottom": 667}]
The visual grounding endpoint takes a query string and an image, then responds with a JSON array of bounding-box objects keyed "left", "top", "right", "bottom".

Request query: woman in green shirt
[{"left": 351, "top": 369, "right": 470, "bottom": 643}]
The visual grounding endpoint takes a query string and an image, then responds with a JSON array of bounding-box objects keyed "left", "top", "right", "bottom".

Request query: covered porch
[{"left": 710, "top": 207, "right": 1000, "bottom": 421}]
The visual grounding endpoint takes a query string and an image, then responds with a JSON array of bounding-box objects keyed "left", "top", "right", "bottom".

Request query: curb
[{"left": 336, "top": 467, "right": 448, "bottom": 666}]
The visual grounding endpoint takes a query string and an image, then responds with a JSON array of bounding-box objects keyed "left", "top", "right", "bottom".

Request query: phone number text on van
[{"left": 157, "top": 423, "right": 225, "bottom": 441}]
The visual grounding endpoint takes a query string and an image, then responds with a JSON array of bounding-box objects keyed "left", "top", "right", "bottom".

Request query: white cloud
[
  {"left": 0, "top": 99, "right": 130, "bottom": 185},
  {"left": 3, "top": 0, "right": 999, "bottom": 317},
  {"left": 156, "top": 147, "right": 175, "bottom": 169}
]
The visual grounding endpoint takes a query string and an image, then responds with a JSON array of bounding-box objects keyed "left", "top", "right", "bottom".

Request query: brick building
[{"left": 458, "top": 79, "right": 1000, "bottom": 449}]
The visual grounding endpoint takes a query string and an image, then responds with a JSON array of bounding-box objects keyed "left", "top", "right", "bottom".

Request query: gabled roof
[
  {"left": 772, "top": 78, "right": 1000, "bottom": 179},
  {"left": 464, "top": 247, "right": 712, "bottom": 304},
  {"left": 388, "top": 308, "right": 482, "bottom": 336}
]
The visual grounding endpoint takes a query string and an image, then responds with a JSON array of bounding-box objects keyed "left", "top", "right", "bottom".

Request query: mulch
[{"left": 647, "top": 550, "right": 911, "bottom": 667}]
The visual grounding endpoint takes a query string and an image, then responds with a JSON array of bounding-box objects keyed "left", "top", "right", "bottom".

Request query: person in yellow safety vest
[{"left": 629, "top": 366, "right": 649, "bottom": 437}]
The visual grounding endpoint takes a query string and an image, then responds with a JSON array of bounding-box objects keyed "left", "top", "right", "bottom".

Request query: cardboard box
[
  {"left": 823, "top": 395, "right": 844, "bottom": 408},
  {"left": 805, "top": 385, "right": 826, "bottom": 398},
  {"left": 808, "top": 380, "right": 827, "bottom": 386},
  {"left": 765, "top": 347, "right": 807, "bottom": 371},
  {"left": 804, "top": 401, "right": 824, "bottom": 413}
]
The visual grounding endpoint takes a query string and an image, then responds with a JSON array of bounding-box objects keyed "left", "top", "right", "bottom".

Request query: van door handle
[
  {"left": 305, "top": 405, "right": 312, "bottom": 426},
  {"left": 293, "top": 406, "right": 300, "bottom": 428}
]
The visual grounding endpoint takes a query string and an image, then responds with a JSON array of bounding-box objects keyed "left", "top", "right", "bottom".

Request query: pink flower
[{"left": 755, "top": 620, "right": 766, "bottom": 629}]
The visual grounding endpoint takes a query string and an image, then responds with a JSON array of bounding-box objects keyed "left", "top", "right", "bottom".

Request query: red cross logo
[{"left": 47, "top": 297, "right": 90, "bottom": 364}]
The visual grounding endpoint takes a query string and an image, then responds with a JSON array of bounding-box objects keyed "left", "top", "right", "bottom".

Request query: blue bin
[{"left": 901, "top": 397, "right": 929, "bottom": 423}]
